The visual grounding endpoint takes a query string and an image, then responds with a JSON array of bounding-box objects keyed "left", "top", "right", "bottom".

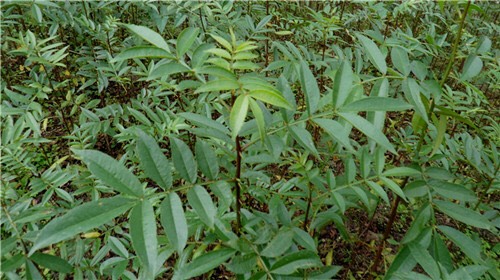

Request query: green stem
[
  {"left": 2, "top": 205, "right": 28, "bottom": 254},
  {"left": 248, "top": 240, "right": 275, "bottom": 280},
  {"left": 416, "top": 1, "right": 471, "bottom": 159},
  {"left": 440, "top": 1, "right": 471, "bottom": 87},
  {"left": 474, "top": 164, "right": 499, "bottom": 210},
  {"left": 368, "top": 6, "right": 473, "bottom": 275},
  {"left": 242, "top": 111, "right": 334, "bottom": 151}
]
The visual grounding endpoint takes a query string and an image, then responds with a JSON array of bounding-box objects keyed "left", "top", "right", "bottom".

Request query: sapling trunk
[
  {"left": 303, "top": 183, "right": 313, "bottom": 231},
  {"left": 370, "top": 3, "right": 472, "bottom": 276},
  {"left": 370, "top": 177, "right": 408, "bottom": 276},
  {"left": 235, "top": 135, "right": 242, "bottom": 234}
]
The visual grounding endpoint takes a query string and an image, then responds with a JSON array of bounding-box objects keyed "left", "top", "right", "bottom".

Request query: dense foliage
[{"left": 1, "top": 1, "right": 499, "bottom": 279}]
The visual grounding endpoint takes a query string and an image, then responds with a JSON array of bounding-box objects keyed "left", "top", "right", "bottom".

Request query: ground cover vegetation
[{"left": 1, "top": 0, "right": 499, "bottom": 279}]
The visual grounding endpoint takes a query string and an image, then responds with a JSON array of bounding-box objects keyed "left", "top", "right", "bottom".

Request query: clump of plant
[{"left": 1, "top": 1, "right": 498, "bottom": 279}]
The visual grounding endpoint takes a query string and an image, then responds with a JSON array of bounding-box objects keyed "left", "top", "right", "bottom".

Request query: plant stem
[
  {"left": 264, "top": 0, "right": 270, "bottom": 76},
  {"left": 340, "top": 1, "right": 345, "bottom": 21},
  {"left": 248, "top": 239, "right": 275, "bottom": 280},
  {"left": 45, "top": 70, "right": 73, "bottom": 134},
  {"left": 235, "top": 135, "right": 242, "bottom": 235},
  {"left": 321, "top": 31, "right": 326, "bottom": 62},
  {"left": 370, "top": 7, "right": 473, "bottom": 268},
  {"left": 229, "top": 85, "right": 243, "bottom": 235},
  {"left": 370, "top": 177, "right": 409, "bottom": 277},
  {"left": 440, "top": 1, "right": 471, "bottom": 87},
  {"left": 2, "top": 205, "right": 28, "bottom": 254},
  {"left": 474, "top": 164, "right": 499, "bottom": 210},
  {"left": 416, "top": 1, "right": 471, "bottom": 158},
  {"left": 198, "top": 3, "right": 206, "bottom": 33},
  {"left": 303, "top": 183, "right": 313, "bottom": 231}
]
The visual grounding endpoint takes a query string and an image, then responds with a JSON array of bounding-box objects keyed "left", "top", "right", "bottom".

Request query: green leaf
[
  {"left": 108, "top": 236, "right": 129, "bottom": 258},
  {"left": 292, "top": 227, "right": 317, "bottom": 253},
  {"left": 391, "top": 47, "right": 411, "bottom": 76},
  {"left": 409, "top": 243, "right": 440, "bottom": 280},
  {"left": 195, "top": 140, "right": 219, "bottom": 180},
  {"left": 277, "top": 75, "right": 297, "bottom": 121},
  {"left": 307, "top": 266, "right": 343, "bottom": 279},
  {"left": 175, "top": 248, "right": 235, "bottom": 279},
  {"left": 136, "top": 131, "right": 172, "bottom": 190},
  {"left": 206, "top": 48, "right": 232, "bottom": 59},
  {"left": 227, "top": 253, "right": 257, "bottom": 274},
  {"left": 194, "top": 79, "right": 240, "bottom": 93},
  {"left": 239, "top": 76, "right": 277, "bottom": 91},
  {"left": 356, "top": 34, "right": 387, "bottom": 74},
  {"left": 430, "top": 115, "right": 447, "bottom": 157},
  {"left": 1, "top": 254, "right": 24, "bottom": 272},
  {"left": 31, "top": 4, "right": 42, "bottom": 23},
  {"left": 289, "top": 125, "right": 319, "bottom": 157},
  {"left": 235, "top": 41, "right": 258, "bottom": 52},
  {"left": 313, "top": 118, "right": 354, "bottom": 152},
  {"left": 332, "top": 192, "right": 346, "bottom": 214},
  {"left": 161, "top": 193, "right": 188, "bottom": 254},
  {"left": 299, "top": 60, "right": 320, "bottom": 115},
  {"left": 148, "top": 62, "right": 190, "bottom": 80},
  {"left": 380, "top": 177, "right": 408, "bottom": 202},
  {"left": 275, "top": 30, "right": 293, "bottom": 35},
  {"left": 187, "top": 185, "right": 216, "bottom": 228},
  {"left": 191, "top": 43, "right": 213, "bottom": 68},
  {"left": 230, "top": 94, "right": 249, "bottom": 139},
  {"left": 26, "top": 259, "right": 43, "bottom": 280},
  {"left": 210, "top": 34, "right": 232, "bottom": 52},
  {"left": 338, "top": 112, "right": 397, "bottom": 154},
  {"left": 197, "top": 66, "right": 237, "bottom": 82},
  {"left": 332, "top": 60, "right": 353, "bottom": 109},
  {"left": 382, "top": 167, "right": 421, "bottom": 177},
  {"left": 112, "top": 46, "right": 174, "bottom": 62},
  {"left": 179, "top": 112, "right": 229, "bottom": 134},
  {"left": 233, "top": 51, "right": 258, "bottom": 60},
  {"left": 366, "top": 78, "right": 390, "bottom": 151},
  {"left": 248, "top": 90, "right": 292, "bottom": 110},
  {"left": 261, "top": 228, "right": 294, "bottom": 257},
  {"left": 435, "top": 105, "right": 478, "bottom": 130},
  {"left": 340, "top": 97, "right": 412, "bottom": 112},
  {"left": 366, "top": 181, "right": 390, "bottom": 205},
  {"left": 170, "top": 137, "right": 197, "bottom": 183},
  {"left": 269, "top": 195, "right": 292, "bottom": 226},
  {"left": 249, "top": 98, "right": 266, "bottom": 142},
  {"left": 438, "top": 226, "right": 482, "bottom": 262},
  {"left": 128, "top": 107, "right": 152, "bottom": 126},
  {"left": 1, "top": 236, "right": 17, "bottom": 257},
  {"left": 30, "top": 252, "right": 73, "bottom": 273},
  {"left": 403, "top": 78, "right": 429, "bottom": 124},
  {"left": 476, "top": 36, "right": 491, "bottom": 54},
  {"left": 434, "top": 200, "right": 490, "bottom": 229},
  {"left": 460, "top": 54, "right": 483, "bottom": 81},
  {"left": 428, "top": 180, "right": 476, "bottom": 202},
  {"left": 177, "top": 27, "right": 199, "bottom": 57},
  {"left": 353, "top": 186, "right": 370, "bottom": 208},
  {"left": 29, "top": 196, "right": 135, "bottom": 255},
  {"left": 449, "top": 265, "right": 489, "bottom": 280},
  {"left": 124, "top": 24, "right": 170, "bottom": 52},
  {"left": 429, "top": 232, "right": 453, "bottom": 272},
  {"left": 270, "top": 250, "right": 323, "bottom": 275},
  {"left": 233, "top": 60, "right": 259, "bottom": 70},
  {"left": 385, "top": 246, "right": 417, "bottom": 279},
  {"left": 130, "top": 200, "right": 157, "bottom": 277},
  {"left": 73, "top": 149, "right": 143, "bottom": 197}
]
